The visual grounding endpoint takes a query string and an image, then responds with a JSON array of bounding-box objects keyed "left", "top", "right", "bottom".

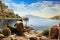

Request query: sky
[{"left": 2, "top": 0, "right": 60, "bottom": 18}]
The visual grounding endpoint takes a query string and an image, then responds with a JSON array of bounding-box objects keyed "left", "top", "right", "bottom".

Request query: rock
[
  {"left": 7, "top": 20, "right": 25, "bottom": 36},
  {"left": 39, "top": 37, "right": 42, "bottom": 40},
  {"left": 50, "top": 26, "right": 59, "bottom": 39},
  {"left": 39, "top": 36, "right": 48, "bottom": 40},
  {"left": 0, "top": 38, "right": 4, "bottom": 40},
  {"left": 14, "top": 39, "right": 18, "bottom": 40},
  {"left": 0, "top": 34, "right": 5, "bottom": 40},
  {"left": 0, "top": 34, "right": 4, "bottom": 37},
  {"left": 14, "top": 21, "right": 24, "bottom": 30},
  {"left": 29, "top": 37, "right": 37, "bottom": 40},
  {"left": 37, "top": 33, "right": 42, "bottom": 37},
  {"left": 14, "top": 21, "right": 26, "bottom": 36},
  {"left": 2, "top": 28, "right": 11, "bottom": 36},
  {"left": 7, "top": 26, "right": 24, "bottom": 36},
  {"left": 11, "top": 38, "right": 14, "bottom": 40}
]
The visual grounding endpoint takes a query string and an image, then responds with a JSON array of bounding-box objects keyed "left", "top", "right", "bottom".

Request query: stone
[
  {"left": 29, "top": 37, "right": 37, "bottom": 40},
  {"left": 2, "top": 28, "right": 11, "bottom": 36},
  {"left": 0, "top": 34, "right": 4, "bottom": 37},
  {"left": 49, "top": 26, "right": 59, "bottom": 39},
  {"left": 14, "top": 21, "right": 24, "bottom": 31},
  {"left": 0, "top": 34, "right": 5, "bottom": 40}
]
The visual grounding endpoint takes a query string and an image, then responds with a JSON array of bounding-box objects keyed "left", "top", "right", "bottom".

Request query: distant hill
[
  {"left": 51, "top": 15, "right": 60, "bottom": 20},
  {"left": 22, "top": 14, "right": 46, "bottom": 19}
]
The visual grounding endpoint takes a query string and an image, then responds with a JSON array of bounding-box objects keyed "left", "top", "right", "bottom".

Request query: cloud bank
[{"left": 2, "top": 0, "right": 60, "bottom": 18}]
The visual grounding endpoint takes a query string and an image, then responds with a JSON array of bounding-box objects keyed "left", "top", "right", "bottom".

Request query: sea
[
  {"left": 23, "top": 18, "right": 60, "bottom": 31},
  {"left": 0, "top": 18, "right": 60, "bottom": 31}
]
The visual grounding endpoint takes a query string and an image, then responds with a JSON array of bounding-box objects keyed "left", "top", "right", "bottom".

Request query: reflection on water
[{"left": 23, "top": 19, "right": 60, "bottom": 30}]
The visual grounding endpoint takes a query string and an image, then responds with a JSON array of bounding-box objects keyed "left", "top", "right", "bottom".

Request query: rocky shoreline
[
  {"left": 0, "top": 31, "right": 49, "bottom": 40},
  {"left": 0, "top": 21, "right": 58, "bottom": 40},
  {"left": 0, "top": 20, "right": 49, "bottom": 40}
]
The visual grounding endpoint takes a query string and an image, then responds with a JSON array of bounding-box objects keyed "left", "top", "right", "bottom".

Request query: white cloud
[{"left": 2, "top": 0, "right": 60, "bottom": 18}]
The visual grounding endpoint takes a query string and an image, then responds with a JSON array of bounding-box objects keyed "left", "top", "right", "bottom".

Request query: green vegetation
[
  {"left": 6, "top": 12, "right": 21, "bottom": 18},
  {"left": 15, "top": 14, "right": 21, "bottom": 18},
  {"left": 0, "top": 2, "right": 21, "bottom": 18},
  {"left": 2, "top": 3, "right": 6, "bottom": 7}
]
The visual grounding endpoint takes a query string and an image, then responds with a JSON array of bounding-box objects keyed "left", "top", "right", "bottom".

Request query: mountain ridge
[{"left": 22, "top": 14, "right": 47, "bottom": 19}]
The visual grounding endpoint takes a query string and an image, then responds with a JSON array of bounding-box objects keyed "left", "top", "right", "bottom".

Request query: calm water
[{"left": 23, "top": 18, "right": 60, "bottom": 30}]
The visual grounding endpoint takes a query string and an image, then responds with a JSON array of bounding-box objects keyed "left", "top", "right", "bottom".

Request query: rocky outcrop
[
  {"left": 0, "top": 0, "right": 21, "bottom": 18},
  {"left": 49, "top": 25, "right": 59, "bottom": 39},
  {"left": 14, "top": 21, "right": 24, "bottom": 30},
  {"left": 7, "top": 21, "right": 25, "bottom": 36},
  {"left": 51, "top": 15, "right": 60, "bottom": 20}
]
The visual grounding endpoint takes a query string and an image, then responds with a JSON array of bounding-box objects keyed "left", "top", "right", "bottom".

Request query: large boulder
[
  {"left": 14, "top": 21, "right": 24, "bottom": 31},
  {"left": 7, "top": 21, "right": 25, "bottom": 36},
  {"left": 2, "top": 28, "right": 11, "bottom": 36},
  {"left": 7, "top": 26, "right": 25, "bottom": 36},
  {"left": 50, "top": 26, "right": 59, "bottom": 39}
]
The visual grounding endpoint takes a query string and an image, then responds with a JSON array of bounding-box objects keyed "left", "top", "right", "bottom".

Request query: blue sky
[
  {"left": 12, "top": 0, "right": 40, "bottom": 4},
  {"left": 2, "top": 0, "right": 60, "bottom": 18}
]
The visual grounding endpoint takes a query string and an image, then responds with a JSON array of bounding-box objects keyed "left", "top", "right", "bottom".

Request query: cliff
[{"left": 0, "top": 1, "right": 21, "bottom": 18}]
